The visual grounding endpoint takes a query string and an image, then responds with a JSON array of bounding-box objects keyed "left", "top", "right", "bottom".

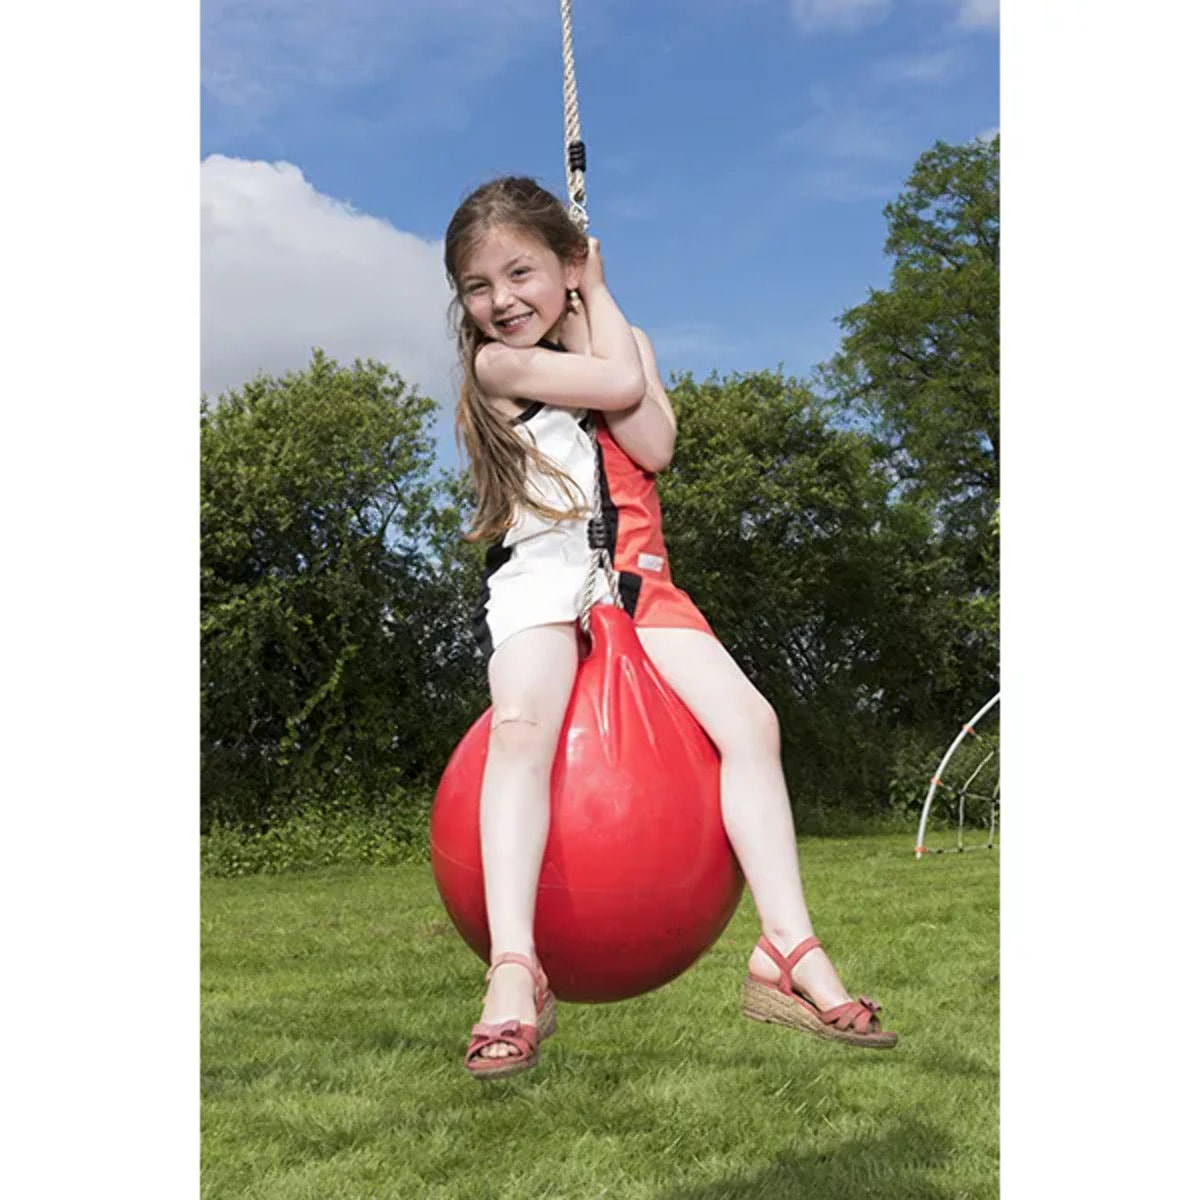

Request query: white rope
[
  {"left": 577, "top": 415, "right": 624, "bottom": 638},
  {"left": 560, "top": 0, "right": 620, "bottom": 637},
  {"left": 560, "top": 0, "right": 588, "bottom": 231}
]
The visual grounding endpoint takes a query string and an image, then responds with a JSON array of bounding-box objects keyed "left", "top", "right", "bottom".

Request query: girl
[{"left": 445, "top": 176, "right": 897, "bottom": 1079}]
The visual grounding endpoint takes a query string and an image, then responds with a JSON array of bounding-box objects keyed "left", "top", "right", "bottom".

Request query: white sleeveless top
[
  {"left": 502, "top": 402, "right": 595, "bottom": 548},
  {"left": 472, "top": 401, "right": 616, "bottom": 656}
]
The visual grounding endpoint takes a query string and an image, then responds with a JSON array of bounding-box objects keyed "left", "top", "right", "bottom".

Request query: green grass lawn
[{"left": 202, "top": 834, "right": 998, "bottom": 1199}]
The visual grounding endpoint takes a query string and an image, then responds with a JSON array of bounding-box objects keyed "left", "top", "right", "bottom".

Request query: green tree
[
  {"left": 201, "top": 352, "right": 484, "bottom": 830},
  {"left": 822, "top": 137, "right": 997, "bottom": 518},
  {"left": 819, "top": 135, "right": 999, "bottom": 691}
]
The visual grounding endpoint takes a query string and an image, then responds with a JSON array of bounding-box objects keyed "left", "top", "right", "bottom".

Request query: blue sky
[{"left": 200, "top": 0, "right": 997, "bottom": 461}]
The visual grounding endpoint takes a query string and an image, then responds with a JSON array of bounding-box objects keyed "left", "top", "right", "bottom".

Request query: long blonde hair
[{"left": 444, "top": 176, "right": 591, "bottom": 543}]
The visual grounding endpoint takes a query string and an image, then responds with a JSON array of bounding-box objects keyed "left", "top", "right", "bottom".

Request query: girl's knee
[
  {"left": 750, "top": 693, "right": 781, "bottom": 754},
  {"left": 489, "top": 709, "right": 558, "bottom": 764},
  {"left": 722, "top": 691, "right": 780, "bottom": 758}
]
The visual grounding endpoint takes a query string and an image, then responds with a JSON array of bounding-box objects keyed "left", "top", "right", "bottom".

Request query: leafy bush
[
  {"left": 201, "top": 353, "right": 485, "bottom": 831},
  {"left": 201, "top": 787, "right": 434, "bottom": 878}
]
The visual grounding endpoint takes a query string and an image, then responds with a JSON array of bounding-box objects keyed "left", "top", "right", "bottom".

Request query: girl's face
[{"left": 458, "top": 225, "right": 582, "bottom": 348}]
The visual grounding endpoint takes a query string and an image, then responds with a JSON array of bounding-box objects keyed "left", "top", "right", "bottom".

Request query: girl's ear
[{"left": 564, "top": 252, "right": 585, "bottom": 292}]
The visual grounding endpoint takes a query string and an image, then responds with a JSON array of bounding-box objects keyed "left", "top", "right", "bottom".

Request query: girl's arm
[
  {"left": 475, "top": 239, "right": 645, "bottom": 411},
  {"left": 549, "top": 283, "right": 677, "bottom": 473},
  {"left": 475, "top": 338, "right": 643, "bottom": 412},
  {"left": 603, "top": 328, "right": 678, "bottom": 473}
]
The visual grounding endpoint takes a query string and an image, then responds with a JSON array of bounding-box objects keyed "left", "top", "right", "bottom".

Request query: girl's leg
[
  {"left": 636, "top": 627, "right": 856, "bottom": 1011},
  {"left": 475, "top": 621, "right": 578, "bottom": 1059}
]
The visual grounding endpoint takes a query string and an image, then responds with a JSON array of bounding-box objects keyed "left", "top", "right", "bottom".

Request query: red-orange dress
[{"left": 592, "top": 414, "right": 713, "bottom": 637}]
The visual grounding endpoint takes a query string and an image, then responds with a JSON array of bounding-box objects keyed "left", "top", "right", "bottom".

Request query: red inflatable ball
[{"left": 431, "top": 604, "right": 743, "bottom": 1003}]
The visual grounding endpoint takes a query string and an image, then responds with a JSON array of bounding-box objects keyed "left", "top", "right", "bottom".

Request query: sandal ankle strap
[
  {"left": 486, "top": 952, "right": 549, "bottom": 1001},
  {"left": 756, "top": 934, "right": 823, "bottom": 978}
]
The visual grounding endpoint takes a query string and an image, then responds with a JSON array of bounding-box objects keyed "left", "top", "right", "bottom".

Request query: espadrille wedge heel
[{"left": 741, "top": 935, "right": 898, "bottom": 1049}]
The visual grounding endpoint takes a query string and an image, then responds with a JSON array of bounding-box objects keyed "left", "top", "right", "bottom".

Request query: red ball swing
[{"left": 431, "top": 603, "right": 743, "bottom": 1003}]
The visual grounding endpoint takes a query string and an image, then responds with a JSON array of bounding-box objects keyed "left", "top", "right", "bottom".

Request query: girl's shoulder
[{"left": 473, "top": 340, "right": 524, "bottom": 421}]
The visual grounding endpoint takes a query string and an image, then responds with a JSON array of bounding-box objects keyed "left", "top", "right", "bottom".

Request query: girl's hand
[
  {"left": 579, "top": 236, "right": 606, "bottom": 295},
  {"left": 557, "top": 301, "right": 592, "bottom": 355}
]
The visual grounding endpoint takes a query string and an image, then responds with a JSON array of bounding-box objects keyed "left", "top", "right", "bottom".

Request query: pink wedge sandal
[
  {"left": 464, "top": 952, "right": 558, "bottom": 1079},
  {"left": 741, "top": 935, "right": 898, "bottom": 1049}
]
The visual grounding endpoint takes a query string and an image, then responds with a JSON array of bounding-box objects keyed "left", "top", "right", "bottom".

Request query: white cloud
[
  {"left": 955, "top": 0, "right": 1000, "bottom": 30},
  {"left": 648, "top": 324, "right": 736, "bottom": 364},
  {"left": 201, "top": 156, "right": 458, "bottom": 410},
  {"left": 778, "top": 81, "right": 916, "bottom": 203},
  {"left": 788, "top": 0, "right": 891, "bottom": 35},
  {"left": 782, "top": 103, "right": 906, "bottom": 162},
  {"left": 871, "top": 48, "right": 964, "bottom": 85},
  {"left": 791, "top": 165, "right": 899, "bottom": 202},
  {"left": 202, "top": 0, "right": 555, "bottom": 126}
]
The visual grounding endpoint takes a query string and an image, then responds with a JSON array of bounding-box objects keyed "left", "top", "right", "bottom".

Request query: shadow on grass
[{"left": 656, "top": 1121, "right": 967, "bottom": 1200}]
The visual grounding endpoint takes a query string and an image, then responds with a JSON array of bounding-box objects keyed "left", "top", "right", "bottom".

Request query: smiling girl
[{"left": 445, "top": 176, "right": 897, "bottom": 1079}]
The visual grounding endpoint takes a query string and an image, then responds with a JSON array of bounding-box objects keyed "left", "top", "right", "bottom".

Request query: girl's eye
[{"left": 512, "top": 267, "right": 530, "bottom": 278}]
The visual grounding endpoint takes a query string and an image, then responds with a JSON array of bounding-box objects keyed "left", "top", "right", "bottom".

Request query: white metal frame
[{"left": 914, "top": 692, "right": 1000, "bottom": 859}]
